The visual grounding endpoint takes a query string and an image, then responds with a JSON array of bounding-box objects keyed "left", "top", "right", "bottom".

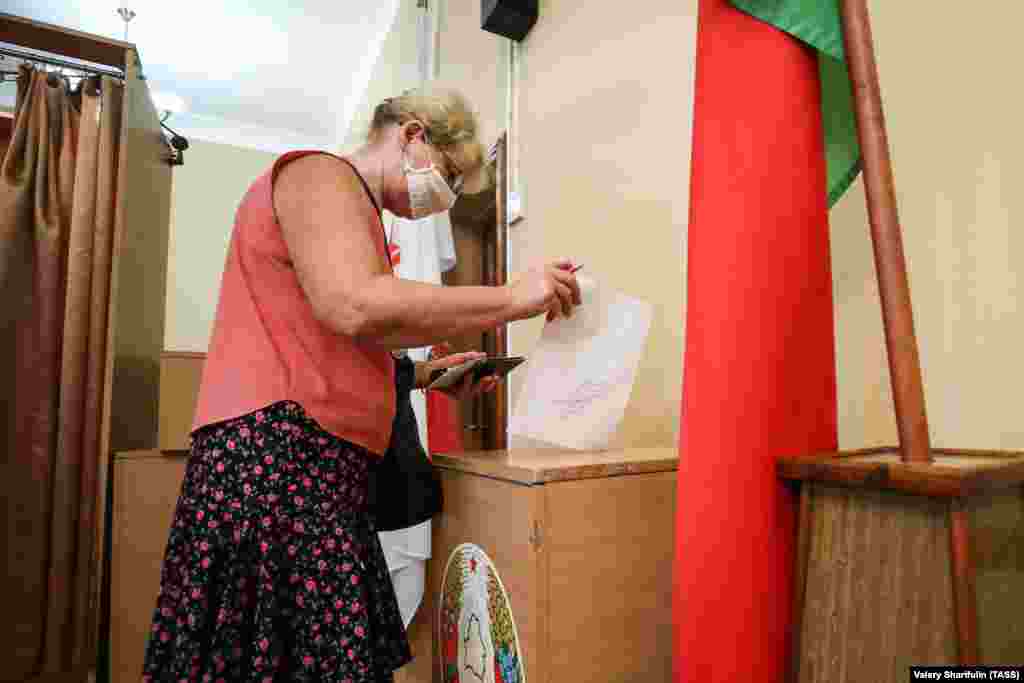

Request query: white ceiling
[{"left": 2, "top": 0, "right": 401, "bottom": 151}]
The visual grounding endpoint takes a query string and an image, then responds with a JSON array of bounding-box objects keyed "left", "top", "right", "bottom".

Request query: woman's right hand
[{"left": 506, "top": 259, "right": 582, "bottom": 322}]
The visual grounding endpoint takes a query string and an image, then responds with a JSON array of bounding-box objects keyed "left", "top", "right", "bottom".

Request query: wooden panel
[
  {"left": 433, "top": 447, "right": 679, "bottom": 485},
  {"left": 491, "top": 134, "right": 509, "bottom": 451},
  {"left": 444, "top": 161, "right": 501, "bottom": 451},
  {"left": 0, "top": 112, "right": 11, "bottom": 161},
  {"left": 105, "top": 49, "right": 172, "bottom": 454},
  {"left": 0, "top": 12, "right": 131, "bottom": 69},
  {"left": 544, "top": 471, "right": 675, "bottom": 682},
  {"left": 158, "top": 352, "right": 205, "bottom": 451},
  {"left": 798, "top": 485, "right": 957, "bottom": 682},
  {"left": 426, "top": 470, "right": 544, "bottom": 683},
  {"left": 109, "top": 451, "right": 188, "bottom": 683},
  {"left": 789, "top": 485, "right": 813, "bottom": 683},
  {"left": 970, "top": 489, "right": 1024, "bottom": 663}
]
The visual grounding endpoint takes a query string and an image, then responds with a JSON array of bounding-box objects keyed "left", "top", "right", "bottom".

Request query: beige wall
[
  {"left": 436, "top": 0, "right": 506, "bottom": 150},
  {"left": 832, "top": 2, "right": 1024, "bottom": 450},
  {"left": 163, "top": 139, "right": 277, "bottom": 351},
  {"left": 437, "top": 1, "right": 1024, "bottom": 453},
  {"left": 341, "top": 0, "right": 423, "bottom": 153},
  {"left": 164, "top": 1, "right": 1024, "bottom": 452},
  {"left": 343, "top": 0, "right": 506, "bottom": 151},
  {"left": 440, "top": 0, "right": 696, "bottom": 449}
]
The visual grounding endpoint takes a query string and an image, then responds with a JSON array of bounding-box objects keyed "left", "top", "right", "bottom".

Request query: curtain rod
[{"left": 0, "top": 44, "right": 124, "bottom": 80}]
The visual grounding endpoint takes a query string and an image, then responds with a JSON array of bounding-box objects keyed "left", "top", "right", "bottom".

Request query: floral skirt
[{"left": 142, "top": 401, "right": 411, "bottom": 682}]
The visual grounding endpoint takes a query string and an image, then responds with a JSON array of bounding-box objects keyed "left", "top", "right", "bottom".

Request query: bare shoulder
[
  {"left": 273, "top": 154, "right": 373, "bottom": 230},
  {"left": 273, "top": 153, "right": 382, "bottom": 298},
  {"left": 274, "top": 153, "right": 361, "bottom": 200}
]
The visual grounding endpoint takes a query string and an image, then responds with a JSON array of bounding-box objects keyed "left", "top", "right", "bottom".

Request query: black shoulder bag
[{"left": 367, "top": 354, "right": 443, "bottom": 531}]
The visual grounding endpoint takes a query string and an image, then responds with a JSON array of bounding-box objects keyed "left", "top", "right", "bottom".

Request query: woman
[{"left": 142, "top": 87, "right": 580, "bottom": 682}]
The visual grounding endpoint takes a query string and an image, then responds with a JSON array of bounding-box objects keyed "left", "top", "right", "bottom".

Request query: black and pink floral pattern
[{"left": 142, "top": 401, "right": 411, "bottom": 682}]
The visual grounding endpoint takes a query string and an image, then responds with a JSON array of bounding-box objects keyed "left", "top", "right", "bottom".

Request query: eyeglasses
[{"left": 420, "top": 126, "right": 464, "bottom": 195}]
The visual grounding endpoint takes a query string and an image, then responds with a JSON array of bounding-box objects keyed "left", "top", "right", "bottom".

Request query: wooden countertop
[
  {"left": 432, "top": 447, "right": 678, "bottom": 485},
  {"left": 114, "top": 449, "right": 189, "bottom": 461},
  {"left": 114, "top": 447, "right": 682, "bottom": 486}
]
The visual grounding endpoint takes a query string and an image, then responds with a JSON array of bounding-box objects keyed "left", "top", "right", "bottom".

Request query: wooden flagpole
[{"left": 838, "top": 0, "right": 932, "bottom": 464}]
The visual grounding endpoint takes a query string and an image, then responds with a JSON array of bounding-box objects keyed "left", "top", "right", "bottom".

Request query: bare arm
[
  {"left": 348, "top": 277, "right": 521, "bottom": 349},
  {"left": 275, "top": 154, "right": 557, "bottom": 350}
]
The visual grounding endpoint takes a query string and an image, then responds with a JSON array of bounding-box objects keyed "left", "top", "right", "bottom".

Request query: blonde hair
[{"left": 370, "top": 86, "right": 485, "bottom": 178}]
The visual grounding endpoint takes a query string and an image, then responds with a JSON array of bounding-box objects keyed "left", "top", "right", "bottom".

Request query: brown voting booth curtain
[{"left": 1, "top": 65, "right": 123, "bottom": 681}]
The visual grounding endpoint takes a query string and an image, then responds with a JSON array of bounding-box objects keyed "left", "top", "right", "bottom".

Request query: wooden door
[
  {"left": 441, "top": 134, "right": 509, "bottom": 450},
  {"left": 0, "top": 112, "right": 12, "bottom": 160}
]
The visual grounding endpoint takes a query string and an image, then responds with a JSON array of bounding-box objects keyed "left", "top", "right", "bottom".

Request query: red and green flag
[
  {"left": 732, "top": 0, "right": 861, "bottom": 205},
  {"left": 674, "top": 1, "right": 851, "bottom": 681}
]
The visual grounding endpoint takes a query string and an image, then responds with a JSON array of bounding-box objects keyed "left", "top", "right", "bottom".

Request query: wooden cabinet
[
  {"left": 110, "top": 447, "right": 679, "bottom": 683},
  {"left": 109, "top": 450, "right": 188, "bottom": 683},
  {"left": 399, "top": 447, "right": 678, "bottom": 683},
  {"left": 158, "top": 352, "right": 205, "bottom": 451}
]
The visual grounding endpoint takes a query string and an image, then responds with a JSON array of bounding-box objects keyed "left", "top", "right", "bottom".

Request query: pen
[{"left": 570, "top": 264, "right": 584, "bottom": 274}]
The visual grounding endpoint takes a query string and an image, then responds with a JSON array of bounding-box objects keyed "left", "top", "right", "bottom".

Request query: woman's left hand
[{"left": 415, "top": 347, "right": 501, "bottom": 397}]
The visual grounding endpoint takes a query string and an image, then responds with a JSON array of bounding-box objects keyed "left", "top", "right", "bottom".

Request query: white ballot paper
[{"left": 509, "top": 275, "right": 652, "bottom": 450}]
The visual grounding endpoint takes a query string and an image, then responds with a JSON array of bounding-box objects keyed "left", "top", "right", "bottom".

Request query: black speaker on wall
[{"left": 481, "top": 0, "right": 538, "bottom": 41}]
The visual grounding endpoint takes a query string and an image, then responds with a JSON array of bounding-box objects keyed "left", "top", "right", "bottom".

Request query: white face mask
[{"left": 402, "top": 149, "right": 457, "bottom": 219}]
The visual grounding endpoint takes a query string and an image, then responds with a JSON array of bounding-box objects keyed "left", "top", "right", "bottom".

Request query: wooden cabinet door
[{"left": 441, "top": 134, "right": 509, "bottom": 450}]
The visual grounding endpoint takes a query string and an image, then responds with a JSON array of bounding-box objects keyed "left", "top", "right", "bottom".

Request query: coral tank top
[{"left": 192, "top": 151, "right": 396, "bottom": 455}]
